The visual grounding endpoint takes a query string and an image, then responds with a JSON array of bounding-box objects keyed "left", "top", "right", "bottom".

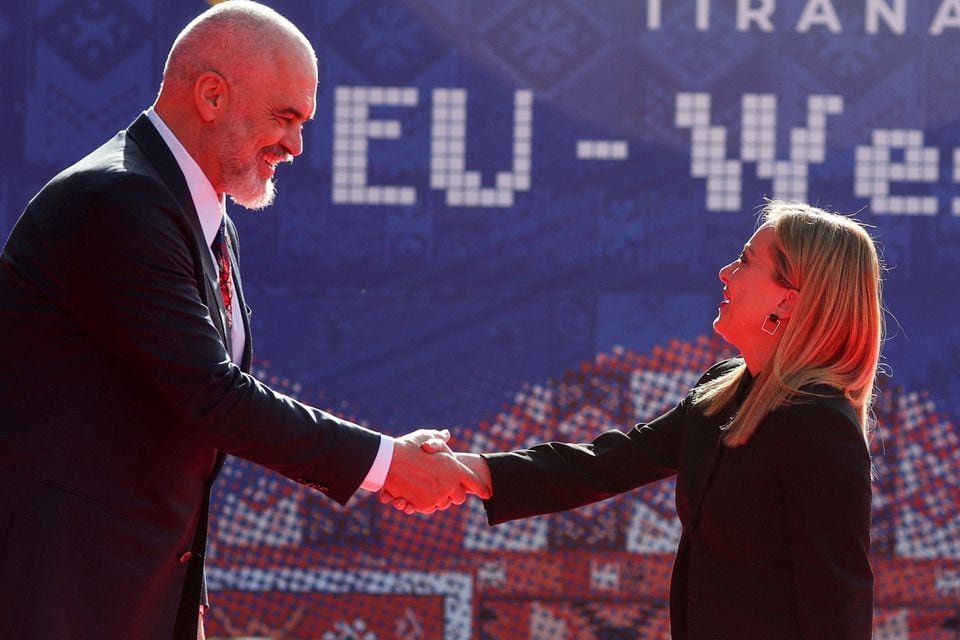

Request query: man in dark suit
[{"left": 0, "top": 2, "right": 488, "bottom": 638}]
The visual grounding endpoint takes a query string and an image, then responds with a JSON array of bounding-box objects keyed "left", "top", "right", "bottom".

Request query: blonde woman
[{"left": 394, "top": 200, "right": 882, "bottom": 639}]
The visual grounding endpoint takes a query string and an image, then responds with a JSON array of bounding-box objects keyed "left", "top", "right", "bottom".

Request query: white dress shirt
[{"left": 143, "top": 109, "right": 392, "bottom": 492}]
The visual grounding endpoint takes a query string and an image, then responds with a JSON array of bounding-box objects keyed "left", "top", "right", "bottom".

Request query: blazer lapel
[
  {"left": 126, "top": 114, "right": 230, "bottom": 346},
  {"left": 677, "top": 415, "right": 723, "bottom": 525},
  {"left": 679, "top": 370, "right": 752, "bottom": 526}
]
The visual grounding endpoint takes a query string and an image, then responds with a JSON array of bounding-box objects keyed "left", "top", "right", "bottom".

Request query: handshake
[{"left": 378, "top": 429, "right": 492, "bottom": 514}]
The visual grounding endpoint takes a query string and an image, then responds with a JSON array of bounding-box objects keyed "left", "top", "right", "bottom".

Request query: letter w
[{"left": 675, "top": 93, "right": 843, "bottom": 211}]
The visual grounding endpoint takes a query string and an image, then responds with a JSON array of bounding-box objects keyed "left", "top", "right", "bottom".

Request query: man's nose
[{"left": 283, "top": 126, "right": 303, "bottom": 157}]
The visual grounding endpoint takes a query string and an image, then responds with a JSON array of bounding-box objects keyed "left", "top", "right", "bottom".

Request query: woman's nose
[{"left": 719, "top": 262, "right": 733, "bottom": 284}]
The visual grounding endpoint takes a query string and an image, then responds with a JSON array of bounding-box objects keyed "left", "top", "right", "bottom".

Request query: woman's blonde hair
[{"left": 693, "top": 200, "right": 884, "bottom": 446}]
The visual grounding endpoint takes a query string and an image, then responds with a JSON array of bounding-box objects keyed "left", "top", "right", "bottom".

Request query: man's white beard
[
  {"left": 220, "top": 125, "right": 281, "bottom": 211},
  {"left": 229, "top": 173, "right": 276, "bottom": 211}
]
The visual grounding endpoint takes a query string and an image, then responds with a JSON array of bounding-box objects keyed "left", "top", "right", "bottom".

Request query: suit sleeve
[
  {"left": 769, "top": 404, "right": 874, "bottom": 640},
  {"left": 483, "top": 399, "right": 686, "bottom": 525},
  {"left": 481, "top": 359, "right": 742, "bottom": 525},
  {"left": 36, "top": 172, "right": 380, "bottom": 503}
]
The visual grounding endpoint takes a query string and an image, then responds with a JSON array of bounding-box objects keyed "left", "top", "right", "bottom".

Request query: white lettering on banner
[
  {"left": 953, "top": 150, "right": 960, "bottom": 216},
  {"left": 696, "top": 0, "right": 710, "bottom": 31},
  {"left": 797, "top": 0, "right": 842, "bottom": 33},
  {"left": 867, "top": 0, "right": 906, "bottom": 35},
  {"left": 932, "top": 0, "right": 960, "bottom": 35},
  {"left": 647, "top": 0, "right": 662, "bottom": 29},
  {"left": 854, "top": 130, "right": 939, "bottom": 215},
  {"left": 675, "top": 92, "right": 843, "bottom": 211},
  {"left": 737, "top": 0, "right": 775, "bottom": 33},
  {"left": 332, "top": 86, "right": 418, "bottom": 205},
  {"left": 742, "top": 94, "right": 844, "bottom": 202},
  {"left": 430, "top": 89, "right": 533, "bottom": 207},
  {"left": 330, "top": 85, "right": 960, "bottom": 216},
  {"left": 674, "top": 93, "right": 742, "bottom": 211},
  {"left": 331, "top": 86, "right": 533, "bottom": 207},
  {"left": 640, "top": 0, "right": 958, "bottom": 34},
  {"left": 576, "top": 140, "right": 629, "bottom": 160}
]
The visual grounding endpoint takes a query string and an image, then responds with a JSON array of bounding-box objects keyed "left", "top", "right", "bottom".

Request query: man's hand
[
  {"left": 421, "top": 436, "right": 492, "bottom": 497},
  {"left": 379, "top": 429, "right": 491, "bottom": 514}
]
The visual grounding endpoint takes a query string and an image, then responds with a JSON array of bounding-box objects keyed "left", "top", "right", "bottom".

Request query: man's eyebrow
[{"left": 276, "top": 107, "right": 312, "bottom": 121}]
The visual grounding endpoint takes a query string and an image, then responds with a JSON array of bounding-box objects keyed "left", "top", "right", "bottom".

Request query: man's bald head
[{"left": 160, "top": 0, "right": 315, "bottom": 99}]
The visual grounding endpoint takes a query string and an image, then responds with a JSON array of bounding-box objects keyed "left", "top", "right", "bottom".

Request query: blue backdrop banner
[{"left": 3, "top": 1, "right": 959, "bottom": 638}]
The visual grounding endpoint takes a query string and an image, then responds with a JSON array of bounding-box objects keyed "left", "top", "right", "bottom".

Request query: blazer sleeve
[
  {"left": 481, "top": 358, "right": 742, "bottom": 525},
  {"left": 482, "top": 398, "right": 687, "bottom": 525},
  {"left": 13, "top": 170, "right": 381, "bottom": 504},
  {"left": 767, "top": 403, "right": 874, "bottom": 639}
]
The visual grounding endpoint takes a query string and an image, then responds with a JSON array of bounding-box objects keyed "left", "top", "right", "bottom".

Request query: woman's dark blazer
[
  {"left": 0, "top": 114, "right": 382, "bottom": 639},
  {"left": 482, "top": 359, "right": 873, "bottom": 640}
]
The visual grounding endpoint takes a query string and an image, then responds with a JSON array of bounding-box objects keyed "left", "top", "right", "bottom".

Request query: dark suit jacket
[
  {"left": 483, "top": 359, "right": 873, "bottom": 640},
  {"left": 0, "top": 114, "right": 382, "bottom": 639}
]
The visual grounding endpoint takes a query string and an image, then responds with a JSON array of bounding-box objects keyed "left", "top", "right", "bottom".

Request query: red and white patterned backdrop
[{"left": 204, "top": 335, "right": 960, "bottom": 639}]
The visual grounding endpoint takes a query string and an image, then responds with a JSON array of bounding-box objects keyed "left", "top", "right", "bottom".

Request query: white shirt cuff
[{"left": 359, "top": 434, "right": 394, "bottom": 492}]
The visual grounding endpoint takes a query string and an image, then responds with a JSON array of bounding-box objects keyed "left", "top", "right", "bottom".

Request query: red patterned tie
[{"left": 212, "top": 220, "right": 234, "bottom": 336}]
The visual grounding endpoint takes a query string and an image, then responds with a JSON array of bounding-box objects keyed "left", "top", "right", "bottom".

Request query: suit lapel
[
  {"left": 679, "top": 369, "right": 751, "bottom": 526},
  {"left": 126, "top": 114, "right": 231, "bottom": 347},
  {"left": 677, "top": 415, "right": 723, "bottom": 525}
]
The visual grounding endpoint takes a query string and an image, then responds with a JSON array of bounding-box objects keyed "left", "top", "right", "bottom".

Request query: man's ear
[
  {"left": 775, "top": 288, "right": 799, "bottom": 320},
  {"left": 194, "top": 71, "right": 228, "bottom": 122}
]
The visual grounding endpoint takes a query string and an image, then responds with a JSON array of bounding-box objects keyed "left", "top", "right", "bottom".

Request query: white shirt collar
[{"left": 144, "top": 108, "right": 224, "bottom": 248}]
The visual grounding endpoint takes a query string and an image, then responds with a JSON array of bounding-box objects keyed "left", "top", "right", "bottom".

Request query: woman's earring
[{"left": 761, "top": 313, "right": 781, "bottom": 336}]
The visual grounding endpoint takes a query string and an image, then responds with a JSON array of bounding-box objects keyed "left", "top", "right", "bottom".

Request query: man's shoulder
[
  {"left": 18, "top": 128, "right": 193, "bottom": 253},
  {"left": 40, "top": 129, "right": 175, "bottom": 210},
  {"left": 64, "top": 129, "right": 157, "bottom": 183}
]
